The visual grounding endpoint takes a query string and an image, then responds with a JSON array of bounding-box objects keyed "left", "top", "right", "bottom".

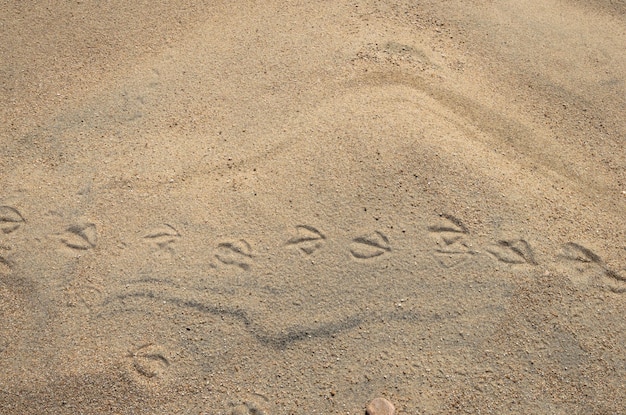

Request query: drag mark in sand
[{"left": 99, "top": 291, "right": 429, "bottom": 350}]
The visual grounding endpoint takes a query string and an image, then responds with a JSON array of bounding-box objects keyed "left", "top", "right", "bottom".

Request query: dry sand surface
[{"left": 1, "top": 1, "right": 625, "bottom": 413}]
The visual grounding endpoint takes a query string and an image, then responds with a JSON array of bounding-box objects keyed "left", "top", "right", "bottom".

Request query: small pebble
[{"left": 366, "top": 397, "right": 395, "bottom": 415}]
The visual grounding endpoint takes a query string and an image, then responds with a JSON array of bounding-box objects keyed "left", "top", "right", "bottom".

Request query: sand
[{"left": 1, "top": 1, "right": 625, "bottom": 413}]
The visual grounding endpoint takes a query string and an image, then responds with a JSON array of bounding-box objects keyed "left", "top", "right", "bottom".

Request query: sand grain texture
[{"left": 1, "top": 1, "right": 625, "bottom": 413}]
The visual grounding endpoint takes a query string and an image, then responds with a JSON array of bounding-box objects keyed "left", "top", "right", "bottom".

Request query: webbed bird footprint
[
  {"left": 559, "top": 242, "right": 602, "bottom": 264},
  {"left": 0, "top": 206, "right": 25, "bottom": 234},
  {"left": 215, "top": 239, "right": 254, "bottom": 270},
  {"left": 428, "top": 214, "right": 476, "bottom": 268},
  {"left": 285, "top": 225, "right": 326, "bottom": 255},
  {"left": 127, "top": 344, "right": 171, "bottom": 380},
  {"left": 559, "top": 242, "right": 625, "bottom": 293},
  {"left": 350, "top": 231, "right": 391, "bottom": 259},
  {"left": 0, "top": 255, "right": 12, "bottom": 275},
  {"left": 143, "top": 224, "right": 180, "bottom": 250},
  {"left": 59, "top": 223, "right": 98, "bottom": 250},
  {"left": 427, "top": 213, "right": 468, "bottom": 235},
  {"left": 486, "top": 239, "right": 537, "bottom": 265}
]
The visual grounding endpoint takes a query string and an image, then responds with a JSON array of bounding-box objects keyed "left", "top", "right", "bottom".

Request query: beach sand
[{"left": 1, "top": 1, "right": 624, "bottom": 413}]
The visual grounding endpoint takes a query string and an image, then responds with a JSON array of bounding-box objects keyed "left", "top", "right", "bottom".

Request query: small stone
[{"left": 366, "top": 397, "right": 395, "bottom": 415}]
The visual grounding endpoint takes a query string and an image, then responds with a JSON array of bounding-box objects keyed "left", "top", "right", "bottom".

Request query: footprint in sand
[
  {"left": 143, "top": 224, "right": 181, "bottom": 254},
  {"left": 229, "top": 396, "right": 270, "bottom": 415},
  {"left": 0, "top": 252, "right": 13, "bottom": 276},
  {"left": 58, "top": 223, "right": 98, "bottom": 251},
  {"left": 0, "top": 206, "right": 25, "bottom": 234},
  {"left": 350, "top": 231, "right": 391, "bottom": 259},
  {"left": 215, "top": 239, "right": 254, "bottom": 270},
  {"left": 557, "top": 242, "right": 625, "bottom": 293},
  {"left": 127, "top": 343, "right": 171, "bottom": 381},
  {"left": 486, "top": 238, "right": 537, "bottom": 265},
  {"left": 285, "top": 225, "right": 326, "bottom": 255},
  {"left": 427, "top": 214, "right": 477, "bottom": 268}
]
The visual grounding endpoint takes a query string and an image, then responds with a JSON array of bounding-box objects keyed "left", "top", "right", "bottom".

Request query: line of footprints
[
  {"left": 284, "top": 224, "right": 392, "bottom": 259},
  {"left": 1, "top": 206, "right": 624, "bottom": 292}
]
